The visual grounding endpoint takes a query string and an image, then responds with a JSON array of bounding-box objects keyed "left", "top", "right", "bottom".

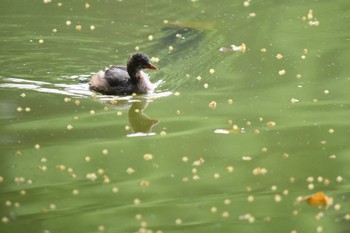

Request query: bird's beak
[{"left": 146, "top": 63, "right": 158, "bottom": 70}]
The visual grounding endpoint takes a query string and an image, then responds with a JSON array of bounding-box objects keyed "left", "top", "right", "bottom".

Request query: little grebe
[{"left": 89, "top": 53, "right": 157, "bottom": 95}]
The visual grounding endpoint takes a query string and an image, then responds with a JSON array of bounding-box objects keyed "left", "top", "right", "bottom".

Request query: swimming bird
[{"left": 89, "top": 52, "right": 157, "bottom": 95}]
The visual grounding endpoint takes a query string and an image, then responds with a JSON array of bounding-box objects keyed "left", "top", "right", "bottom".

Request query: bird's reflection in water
[{"left": 127, "top": 99, "right": 159, "bottom": 137}]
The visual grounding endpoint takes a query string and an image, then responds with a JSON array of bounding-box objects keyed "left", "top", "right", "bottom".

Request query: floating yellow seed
[
  {"left": 132, "top": 198, "right": 140, "bottom": 205},
  {"left": 55, "top": 165, "right": 66, "bottom": 170},
  {"left": 248, "top": 12, "right": 256, "bottom": 18},
  {"left": 261, "top": 147, "right": 268, "bottom": 152},
  {"left": 175, "top": 218, "right": 182, "bottom": 225},
  {"left": 276, "top": 54, "right": 283, "bottom": 59},
  {"left": 193, "top": 157, "right": 205, "bottom": 166},
  {"left": 274, "top": 194, "right": 282, "bottom": 202},
  {"left": 102, "top": 149, "right": 108, "bottom": 155},
  {"left": 247, "top": 195, "right": 254, "bottom": 202},
  {"left": 208, "top": 101, "right": 217, "bottom": 109},
  {"left": 252, "top": 167, "right": 268, "bottom": 175},
  {"left": 305, "top": 192, "right": 333, "bottom": 209},
  {"left": 72, "top": 189, "right": 80, "bottom": 195},
  {"left": 140, "top": 180, "right": 150, "bottom": 188},
  {"left": 278, "top": 69, "right": 286, "bottom": 76},
  {"left": 221, "top": 211, "right": 229, "bottom": 218},
  {"left": 126, "top": 167, "right": 135, "bottom": 174},
  {"left": 182, "top": 156, "right": 189, "bottom": 162},
  {"left": 336, "top": 176, "right": 343, "bottom": 182},
  {"left": 143, "top": 153, "right": 153, "bottom": 160},
  {"left": 150, "top": 57, "right": 160, "bottom": 63},
  {"left": 266, "top": 121, "right": 276, "bottom": 127},
  {"left": 2, "top": 217, "right": 9, "bottom": 223},
  {"left": 112, "top": 187, "right": 119, "bottom": 193},
  {"left": 226, "top": 166, "right": 234, "bottom": 173},
  {"left": 98, "top": 225, "right": 105, "bottom": 232},
  {"left": 307, "top": 9, "right": 313, "bottom": 19}
]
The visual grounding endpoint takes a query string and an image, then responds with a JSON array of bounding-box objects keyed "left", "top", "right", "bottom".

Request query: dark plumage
[{"left": 89, "top": 53, "right": 157, "bottom": 95}]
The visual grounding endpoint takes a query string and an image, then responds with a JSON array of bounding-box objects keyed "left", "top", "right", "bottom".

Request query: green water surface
[{"left": 1, "top": 0, "right": 350, "bottom": 233}]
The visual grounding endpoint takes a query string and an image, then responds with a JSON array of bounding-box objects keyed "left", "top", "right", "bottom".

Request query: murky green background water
[{"left": 1, "top": 0, "right": 350, "bottom": 233}]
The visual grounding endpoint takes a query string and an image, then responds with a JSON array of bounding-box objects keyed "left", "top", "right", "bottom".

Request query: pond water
[{"left": 1, "top": 0, "right": 350, "bottom": 233}]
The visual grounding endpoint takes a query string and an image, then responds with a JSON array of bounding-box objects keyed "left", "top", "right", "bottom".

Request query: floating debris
[
  {"left": 290, "top": 98, "right": 300, "bottom": 104},
  {"left": 86, "top": 173, "right": 97, "bottom": 181},
  {"left": 214, "top": 129, "right": 230, "bottom": 134},
  {"left": 214, "top": 128, "right": 241, "bottom": 134},
  {"left": 239, "top": 213, "right": 255, "bottom": 223},
  {"left": 303, "top": 9, "right": 320, "bottom": 26},
  {"left": 219, "top": 43, "right": 246, "bottom": 53}
]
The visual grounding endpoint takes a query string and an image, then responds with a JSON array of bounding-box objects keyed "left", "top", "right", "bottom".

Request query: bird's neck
[{"left": 127, "top": 65, "right": 140, "bottom": 84}]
